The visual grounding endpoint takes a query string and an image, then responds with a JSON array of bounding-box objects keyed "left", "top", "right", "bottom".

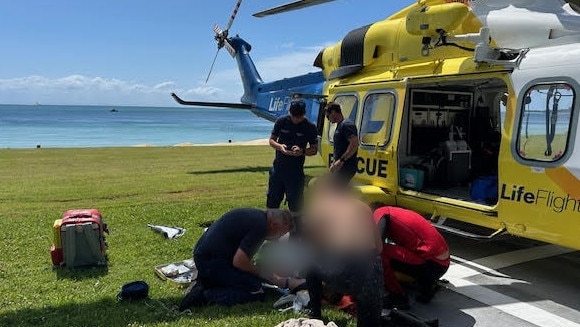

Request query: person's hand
[
  {"left": 330, "top": 158, "right": 343, "bottom": 172},
  {"left": 271, "top": 275, "right": 305, "bottom": 290},
  {"left": 259, "top": 268, "right": 274, "bottom": 282},
  {"left": 271, "top": 274, "right": 288, "bottom": 288},
  {"left": 279, "top": 144, "right": 291, "bottom": 155},
  {"left": 291, "top": 145, "right": 304, "bottom": 157}
]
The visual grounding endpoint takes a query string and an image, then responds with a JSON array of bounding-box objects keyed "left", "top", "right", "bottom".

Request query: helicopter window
[
  {"left": 517, "top": 83, "right": 574, "bottom": 162},
  {"left": 360, "top": 92, "right": 395, "bottom": 147},
  {"left": 327, "top": 94, "right": 359, "bottom": 143}
]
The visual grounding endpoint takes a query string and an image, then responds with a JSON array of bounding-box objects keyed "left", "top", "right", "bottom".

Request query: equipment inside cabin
[{"left": 399, "top": 81, "right": 503, "bottom": 203}]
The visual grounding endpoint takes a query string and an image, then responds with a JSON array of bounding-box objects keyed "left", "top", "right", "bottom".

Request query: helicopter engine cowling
[{"left": 406, "top": 2, "right": 470, "bottom": 37}]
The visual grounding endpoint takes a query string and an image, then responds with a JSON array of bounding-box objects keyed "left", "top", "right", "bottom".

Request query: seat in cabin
[{"left": 439, "top": 140, "right": 471, "bottom": 187}]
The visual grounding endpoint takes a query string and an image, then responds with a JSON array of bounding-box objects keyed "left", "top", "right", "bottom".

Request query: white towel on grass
[{"left": 274, "top": 318, "right": 338, "bottom": 327}]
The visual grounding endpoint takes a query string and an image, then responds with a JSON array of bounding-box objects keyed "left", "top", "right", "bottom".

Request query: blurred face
[
  {"left": 266, "top": 220, "right": 290, "bottom": 240},
  {"left": 325, "top": 110, "right": 339, "bottom": 123},
  {"left": 290, "top": 113, "right": 306, "bottom": 124}
]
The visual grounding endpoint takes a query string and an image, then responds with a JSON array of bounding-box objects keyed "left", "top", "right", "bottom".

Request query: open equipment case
[{"left": 154, "top": 259, "right": 197, "bottom": 287}]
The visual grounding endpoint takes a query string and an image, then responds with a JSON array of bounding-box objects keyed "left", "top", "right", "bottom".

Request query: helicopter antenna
[{"left": 205, "top": 0, "right": 243, "bottom": 83}]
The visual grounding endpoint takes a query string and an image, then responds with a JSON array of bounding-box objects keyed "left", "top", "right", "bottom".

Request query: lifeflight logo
[{"left": 500, "top": 184, "right": 580, "bottom": 213}]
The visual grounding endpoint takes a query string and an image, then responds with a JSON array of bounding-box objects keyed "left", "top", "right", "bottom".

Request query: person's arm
[
  {"left": 340, "top": 134, "right": 359, "bottom": 162},
  {"left": 232, "top": 247, "right": 261, "bottom": 276},
  {"left": 329, "top": 134, "right": 358, "bottom": 172},
  {"left": 270, "top": 133, "right": 291, "bottom": 155},
  {"left": 305, "top": 142, "right": 318, "bottom": 156},
  {"left": 269, "top": 133, "right": 282, "bottom": 151},
  {"left": 304, "top": 125, "right": 319, "bottom": 156},
  {"left": 232, "top": 247, "right": 300, "bottom": 288},
  {"left": 269, "top": 119, "right": 289, "bottom": 154}
]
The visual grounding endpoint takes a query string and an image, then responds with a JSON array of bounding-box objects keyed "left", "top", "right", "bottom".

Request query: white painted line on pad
[
  {"left": 445, "top": 245, "right": 580, "bottom": 327},
  {"left": 446, "top": 278, "right": 580, "bottom": 327}
]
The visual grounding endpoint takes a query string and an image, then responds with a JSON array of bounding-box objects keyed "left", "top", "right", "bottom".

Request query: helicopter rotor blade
[
  {"left": 205, "top": 48, "right": 221, "bottom": 84},
  {"left": 226, "top": 0, "right": 243, "bottom": 31},
  {"left": 253, "top": 0, "right": 336, "bottom": 17},
  {"left": 224, "top": 40, "right": 237, "bottom": 57},
  {"left": 206, "top": 0, "right": 244, "bottom": 83}
]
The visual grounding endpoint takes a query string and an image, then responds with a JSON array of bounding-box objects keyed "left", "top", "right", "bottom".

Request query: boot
[
  {"left": 415, "top": 283, "right": 441, "bottom": 304},
  {"left": 383, "top": 292, "right": 410, "bottom": 310},
  {"left": 178, "top": 281, "right": 206, "bottom": 311}
]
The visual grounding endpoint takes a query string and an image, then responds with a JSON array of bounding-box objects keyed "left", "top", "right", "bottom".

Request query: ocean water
[{"left": 0, "top": 104, "right": 274, "bottom": 149}]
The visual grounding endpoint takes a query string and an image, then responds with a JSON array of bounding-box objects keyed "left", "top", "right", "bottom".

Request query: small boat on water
[{"left": 110, "top": 108, "right": 118, "bottom": 112}]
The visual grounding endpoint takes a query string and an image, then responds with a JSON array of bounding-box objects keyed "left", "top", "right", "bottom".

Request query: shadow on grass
[
  {"left": 0, "top": 295, "right": 286, "bottom": 327},
  {"left": 54, "top": 265, "right": 109, "bottom": 280},
  {"left": 187, "top": 165, "right": 325, "bottom": 175},
  {"left": 198, "top": 220, "right": 215, "bottom": 228}
]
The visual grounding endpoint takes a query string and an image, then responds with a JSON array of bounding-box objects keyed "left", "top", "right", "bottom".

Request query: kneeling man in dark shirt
[{"left": 179, "top": 207, "right": 295, "bottom": 310}]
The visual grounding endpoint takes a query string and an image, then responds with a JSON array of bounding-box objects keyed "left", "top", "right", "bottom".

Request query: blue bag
[
  {"left": 470, "top": 176, "right": 498, "bottom": 204},
  {"left": 117, "top": 281, "right": 149, "bottom": 301}
]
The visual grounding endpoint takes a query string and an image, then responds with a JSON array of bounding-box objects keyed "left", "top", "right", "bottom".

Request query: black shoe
[
  {"left": 415, "top": 283, "right": 441, "bottom": 304},
  {"left": 179, "top": 281, "right": 206, "bottom": 311},
  {"left": 383, "top": 293, "right": 410, "bottom": 310},
  {"left": 305, "top": 305, "right": 322, "bottom": 320},
  {"left": 389, "top": 309, "right": 439, "bottom": 327},
  {"left": 415, "top": 292, "right": 434, "bottom": 304}
]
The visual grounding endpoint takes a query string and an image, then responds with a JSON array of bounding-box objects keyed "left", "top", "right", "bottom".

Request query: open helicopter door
[{"left": 395, "top": 74, "right": 510, "bottom": 240}]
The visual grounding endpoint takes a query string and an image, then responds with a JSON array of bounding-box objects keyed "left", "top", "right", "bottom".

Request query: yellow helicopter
[{"left": 248, "top": 0, "right": 580, "bottom": 251}]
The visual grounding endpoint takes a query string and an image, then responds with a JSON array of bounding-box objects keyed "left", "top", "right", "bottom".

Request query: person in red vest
[{"left": 373, "top": 205, "right": 450, "bottom": 309}]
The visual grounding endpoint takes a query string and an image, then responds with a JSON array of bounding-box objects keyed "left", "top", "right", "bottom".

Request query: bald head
[{"left": 266, "top": 209, "right": 294, "bottom": 240}]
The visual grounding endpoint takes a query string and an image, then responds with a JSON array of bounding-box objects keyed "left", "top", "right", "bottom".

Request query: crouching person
[
  {"left": 179, "top": 207, "right": 294, "bottom": 311},
  {"left": 373, "top": 205, "right": 450, "bottom": 309}
]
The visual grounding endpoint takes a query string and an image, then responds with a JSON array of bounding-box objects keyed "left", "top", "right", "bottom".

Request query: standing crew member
[
  {"left": 325, "top": 102, "right": 359, "bottom": 184},
  {"left": 373, "top": 205, "right": 450, "bottom": 309},
  {"left": 268, "top": 99, "right": 318, "bottom": 233}
]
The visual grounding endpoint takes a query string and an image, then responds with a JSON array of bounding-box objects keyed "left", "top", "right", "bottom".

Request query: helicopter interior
[{"left": 398, "top": 77, "right": 506, "bottom": 204}]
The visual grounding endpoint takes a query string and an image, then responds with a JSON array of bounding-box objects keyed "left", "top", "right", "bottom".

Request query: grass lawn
[{"left": 0, "top": 146, "right": 358, "bottom": 327}]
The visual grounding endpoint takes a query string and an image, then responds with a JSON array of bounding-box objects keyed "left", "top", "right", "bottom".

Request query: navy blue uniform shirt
[
  {"left": 194, "top": 208, "right": 267, "bottom": 262},
  {"left": 333, "top": 118, "right": 358, "bottom": 170},
  {"left": 271, "top": 115, "right": 318, "bottom": 170}
]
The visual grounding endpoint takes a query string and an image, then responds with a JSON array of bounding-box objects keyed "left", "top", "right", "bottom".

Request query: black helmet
[{"left": 289, "top": 100, "right": 306, "bottom": 116}]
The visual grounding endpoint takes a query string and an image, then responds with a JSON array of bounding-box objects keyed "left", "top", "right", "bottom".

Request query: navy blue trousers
[
  {"left": 267, "top": 166, "right": 305, "bottom": 212},
  {"left": 195, "top": 257, "right": 264, "bottom": 306}
]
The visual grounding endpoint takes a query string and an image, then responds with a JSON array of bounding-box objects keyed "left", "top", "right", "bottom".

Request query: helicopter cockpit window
[
  {"left": 517, "top": 83, "right": 574, "bottom": 162},
  {"left": 360, "top": 92, "right": 395, "bottom": 147},
  {"left": 327, "top": 95, "right": 359, "bottom": 143}
]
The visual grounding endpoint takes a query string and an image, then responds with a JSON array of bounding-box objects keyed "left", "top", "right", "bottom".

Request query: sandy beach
[
  {"left": 172, "top": 138, "right": 270, "bottom": 147},
  {"left": 130, "top": 139, "right": 269, "bottom": 148}
]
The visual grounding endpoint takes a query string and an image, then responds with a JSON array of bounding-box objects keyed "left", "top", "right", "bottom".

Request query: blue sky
[{"left": 0, "top": 0, "right": 414, "bottom": 107}]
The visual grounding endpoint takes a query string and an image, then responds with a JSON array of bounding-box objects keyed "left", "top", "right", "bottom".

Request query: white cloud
[
  {"left": 153, "top": 81, "right": 177, "bottom": 90},
  {"left": 280, "top": 42, "right": 295, "bottom": 49},
  {"left": 0, "top": 45, "right": 325, "bottom": 107},
  {"left": 0, "top": 75, "right": 215, "bottom": 107},
  {"left": 257, "top": 47, "right": 322, "bottom": 81}
]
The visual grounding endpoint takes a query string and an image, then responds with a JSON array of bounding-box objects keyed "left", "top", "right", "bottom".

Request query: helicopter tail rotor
[
  {"left": 214, "top": 24, "right": 237, "bottom": 57},
  {"left": 205, "top": 0, "right": 243, "bottom": 83}
]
